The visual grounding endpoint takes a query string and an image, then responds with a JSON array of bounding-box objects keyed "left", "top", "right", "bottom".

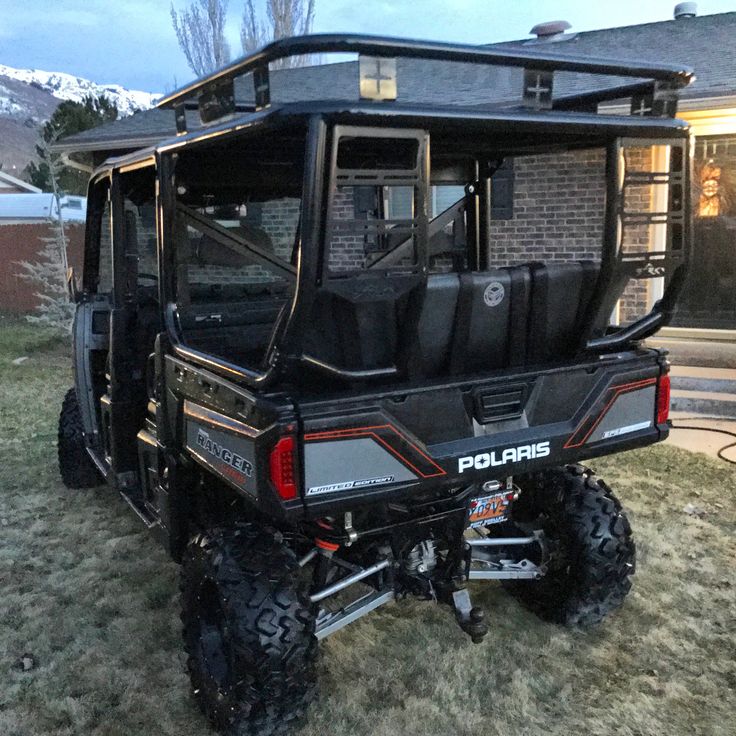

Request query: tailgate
[{"left": 297, "top": 351, "right": 667, "bottom": 512}]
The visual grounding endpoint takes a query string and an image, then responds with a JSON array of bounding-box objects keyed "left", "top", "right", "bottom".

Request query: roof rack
[{"left": 157, "top": 33, "right": 694, "bottom": 133}]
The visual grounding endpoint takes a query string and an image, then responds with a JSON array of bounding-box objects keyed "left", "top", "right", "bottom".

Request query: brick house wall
[
  {"left": 184, "top": 199, "right": 300, "bottom": 287},
  {"left": 5, "top": 146, "right": 656, "bottom": 324},
  {"left": 328, "top": 187, "right": 375, "bottom": 272},
  {"left": 488, "top": 146, "right": 654, "bottom": 324},
  {"left": 0, "top": 223, "right": 85, "bottom": 313},
  {"left": 619, "top": 146, "right": 656, "bottom": 324},
  {"left": 489, "top": 149, "right": 606, "bottom": 267}
]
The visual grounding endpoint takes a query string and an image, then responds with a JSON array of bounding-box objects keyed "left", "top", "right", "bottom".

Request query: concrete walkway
[
  {"left": 667, "top": 412, "right": 736, "bottom": 463},
  {"left": 650, "top": 337, "right": 736, "bottom": 369},
  {"left": 669, "top": 365, "right": 736, "bottom": 418}
]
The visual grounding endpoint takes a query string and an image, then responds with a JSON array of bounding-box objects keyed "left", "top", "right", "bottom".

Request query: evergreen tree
[{"left": 24, "top": 95, "right": 118, "bottom": 195}]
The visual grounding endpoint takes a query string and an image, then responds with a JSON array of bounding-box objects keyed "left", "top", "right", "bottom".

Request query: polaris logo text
[
  {"left": 458, "top": 442, "right": 550, "bottom": 473},
  {"left": 196, "top": 428, "right": 253, "bottom": 477}
]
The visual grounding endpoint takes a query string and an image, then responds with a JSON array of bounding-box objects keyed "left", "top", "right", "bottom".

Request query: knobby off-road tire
[
  {"left": 58, "top": 387, "right": 101, "bottom": 489},
  {"left": 505, "top": 464, "right": 635, "bottom": 627},
  {"left": 181, "top": 524, "right": 318, "bottom": 736}
]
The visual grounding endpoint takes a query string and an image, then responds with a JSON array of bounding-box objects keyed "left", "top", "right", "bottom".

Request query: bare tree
[
  {"left": 241, "top": 0, "right": 316, "bottom": 68},
  {"left": 171, "top": 0, "right": 231, "bottom": 76}
]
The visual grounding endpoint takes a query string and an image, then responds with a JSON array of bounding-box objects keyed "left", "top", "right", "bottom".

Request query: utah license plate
[{"left": 467, "top": 491, "right": 514, "bottom": 528}]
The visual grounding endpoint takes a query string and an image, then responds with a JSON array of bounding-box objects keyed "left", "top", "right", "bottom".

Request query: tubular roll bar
[
  {"left": 157, "top": 33, "right": 694, "bottom": 112},
  {"left": 584, "top": 264, "right": 688, "bottom": 352},
  {"left": 585, "top": 312, "right": 664, "bottom": 352}
]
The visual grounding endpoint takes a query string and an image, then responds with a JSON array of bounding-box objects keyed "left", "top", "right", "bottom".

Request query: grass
[{"left": 0, "top": 316, "right": 734, "bottom": 736}]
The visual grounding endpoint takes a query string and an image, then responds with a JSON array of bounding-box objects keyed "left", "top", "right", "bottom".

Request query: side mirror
[{"left": 66, "top": 267, "right": 81, "bottom": 303}]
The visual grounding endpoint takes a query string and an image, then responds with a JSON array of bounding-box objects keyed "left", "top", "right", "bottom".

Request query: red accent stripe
[
  {"left": 304, "top": 423, "right": 447, "bottom": 478},
  {"left": 564, "top": 377, "right": 656, "bottom": 449},
  {"left": 316, "top": 538, "right": 340, "bottom": 552}
]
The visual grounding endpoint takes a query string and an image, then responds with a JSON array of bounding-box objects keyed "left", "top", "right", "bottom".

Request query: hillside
[
  {"left": 0, "top": 74, "right": 58, "bottom": 173},
  {"left": 0, "top": 63, "right": 159, "bottom": 179}
]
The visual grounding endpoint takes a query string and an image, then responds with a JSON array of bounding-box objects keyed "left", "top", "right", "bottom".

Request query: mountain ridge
[
  {"left": 0, "top": 64, "right": 160, "bottom": 117},
  {"left": 0, "top": 63, "right": 159, "bottom": 178}
]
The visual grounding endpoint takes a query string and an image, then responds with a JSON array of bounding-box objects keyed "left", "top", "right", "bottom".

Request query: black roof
[
  {"left": 57, "top": 11, "right": 736, "bottom": 155},
  {"left": 95, "top": 102, "right": 688, "bottom": 180}
]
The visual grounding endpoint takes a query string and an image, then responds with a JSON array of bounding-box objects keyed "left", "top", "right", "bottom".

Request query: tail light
[
  {"left": 269, "top": 436, "right": 298, "bottom": 501},
  {"left": 656, "top": 374, "right": 671, "bottom": 425}
]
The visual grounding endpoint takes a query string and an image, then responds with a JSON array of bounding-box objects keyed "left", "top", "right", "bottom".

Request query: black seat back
[
  {"left": 303, "top": 292, "right": 403, "bottom": 371},
  {"left": 302, "top": 260, "right": 601, "bottom": 380},
  {"left": 527, "top": 261, "right": 599, "bottom": 363},
  {"left": 405, "top": 265, "right": 531, "bottom": 379},
  {"left": 448, "top": 266, "right": 531, "bottom": 374},
  {"left": 404, "top": 273, "right": 460, "bottom": 378}
]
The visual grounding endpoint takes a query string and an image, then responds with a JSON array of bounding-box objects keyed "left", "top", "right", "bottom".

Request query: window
[
  {"left": 171, "top": 130, "right": 305, "bottom": 369},
  {"left": 490, "top": 159, "right": 514, "bottom": 220},
  {"left": 82, "top": 180, "right": 113, "bottom": 295},
  {"left": 671, "top": 133, "right": 736, "bottom": 329},
  {"left": 175, "top": 196, "right": 298, "bottom": 296},
  {"left": 327, "top": 128, "right": 425, "bottom": 275},
  {"left": 120, "top": 167, "right": 157, "bottom": 288},
  {"left": 432, "top": 185, "right": 465, "bottom": 217}
]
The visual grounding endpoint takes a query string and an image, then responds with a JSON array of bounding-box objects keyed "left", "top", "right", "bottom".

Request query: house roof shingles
[
  {"left": 496, "top": 12, "right": 736, "bottom": 101},
  {"left": 58, "top": 11, "right": 736, "bottom": 154}
]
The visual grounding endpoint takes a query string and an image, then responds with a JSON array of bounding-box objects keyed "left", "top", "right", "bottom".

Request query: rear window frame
[{"left": 323, "top": 125, "right": 429, "bottom": 280}]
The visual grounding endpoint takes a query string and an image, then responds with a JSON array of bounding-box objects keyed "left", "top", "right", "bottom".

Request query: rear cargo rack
[{"left": 157, "top": 33, "right": 694, "bottom": 133}]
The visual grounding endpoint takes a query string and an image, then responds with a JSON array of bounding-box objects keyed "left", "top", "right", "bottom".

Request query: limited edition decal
[
  {"left": 458, "top": 441, "right": 550, "bottom": 473},
  {"left": 307, "top": 475, "right": 395, "bottom": 497}
]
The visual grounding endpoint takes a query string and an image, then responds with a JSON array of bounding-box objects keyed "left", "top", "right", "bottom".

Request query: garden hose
[{"left": 670, "top": 420, "right": 736, "bottom": 466}]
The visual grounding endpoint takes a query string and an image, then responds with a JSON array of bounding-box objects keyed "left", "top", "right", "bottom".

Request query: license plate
[{"left": 468, "top": 491, "right": 513, "bottom": 528}]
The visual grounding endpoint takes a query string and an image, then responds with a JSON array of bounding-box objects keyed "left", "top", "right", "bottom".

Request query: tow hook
[{"left": 452, "top": 589, "right": 488, "bottom": 644}]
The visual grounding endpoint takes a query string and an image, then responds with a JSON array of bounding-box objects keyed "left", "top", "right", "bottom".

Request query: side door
[
  {"left": 103, "top": 163, "right": 159, "bottom": 491},
  {"left": 72, "top": 174, "right": 114, "bottom": 462}
]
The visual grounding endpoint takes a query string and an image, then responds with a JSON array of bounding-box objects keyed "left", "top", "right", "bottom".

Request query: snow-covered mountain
[
  {"left": 0, "top": 63, "right": 161, "bottom": 172},
  {"left": 0, "top": 64, "right": 160, "bottom": 117}
]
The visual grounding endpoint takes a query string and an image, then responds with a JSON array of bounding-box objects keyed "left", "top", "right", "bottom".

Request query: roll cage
[{"left": 83, "top": 34, "right": 693, "bottom": 391}]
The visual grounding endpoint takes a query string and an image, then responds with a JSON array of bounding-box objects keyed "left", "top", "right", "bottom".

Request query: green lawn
[{"left": 1, "top": 316, "right": 734, "bottom": 736}]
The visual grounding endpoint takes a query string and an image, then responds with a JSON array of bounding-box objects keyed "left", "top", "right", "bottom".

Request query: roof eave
[
  {"left": 50, "top": 134, "right": 169, "bottom": 154},
  {"left": 600, "top": 90, "right": 736, "bottom": 115},
  {"left": 0, "top": 171, "right": 41, "bottom": 193}
]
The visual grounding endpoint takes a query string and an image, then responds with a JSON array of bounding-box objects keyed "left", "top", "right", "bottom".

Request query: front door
[{"left": 672, "top": 134, "right": 736, "bottom": 329}]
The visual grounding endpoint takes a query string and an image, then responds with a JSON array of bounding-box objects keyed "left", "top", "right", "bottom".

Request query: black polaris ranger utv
[{"left": 58, "top": 35, "right": 692, "bottom": 735}]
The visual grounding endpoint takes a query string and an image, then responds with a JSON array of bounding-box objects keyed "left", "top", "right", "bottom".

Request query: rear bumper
[{"left": 297, "top": 349, "right": 668, "bottom": 514}]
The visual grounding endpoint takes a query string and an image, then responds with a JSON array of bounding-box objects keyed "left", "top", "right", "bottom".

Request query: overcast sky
[{"left": 0, "top": 0, "right": 733, "bottom": 92}]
